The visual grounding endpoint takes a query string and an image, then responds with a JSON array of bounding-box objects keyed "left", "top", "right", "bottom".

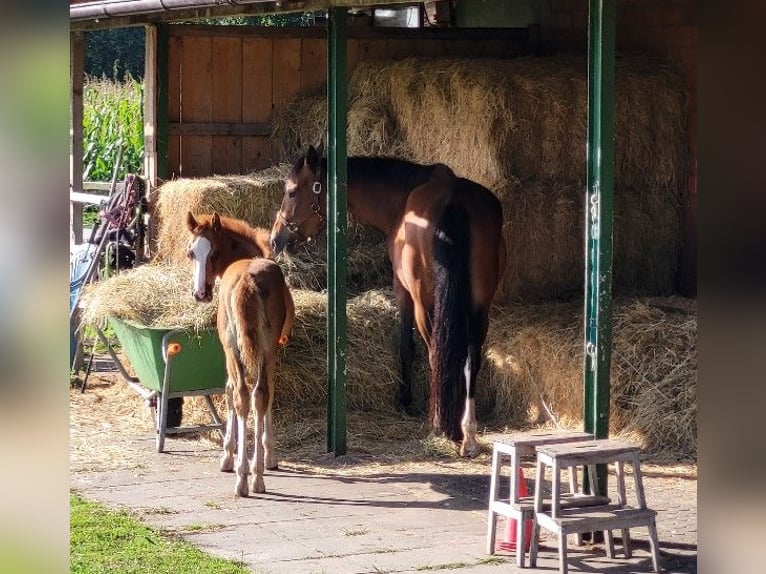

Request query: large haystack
[
  {"left": 273, "top": 56, "right": 687, "bottom": 194},
  {"left": 81, "top": 264, "right": 696, "bottom": 459},
  {"left": 271, "top": 55, "right": 687, "bottom": 301}
]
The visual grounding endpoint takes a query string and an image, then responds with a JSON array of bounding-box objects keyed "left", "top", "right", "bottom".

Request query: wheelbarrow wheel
[{"left": 166, "top": 397, "right": 184, "bottom": 428}]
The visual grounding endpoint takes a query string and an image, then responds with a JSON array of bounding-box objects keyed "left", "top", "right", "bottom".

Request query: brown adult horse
[
  {"left": 270, "top": 146, "right": 506, "bottom": 457},
  {"left": 187, "top": 212, "right": 295, "bottom": 495}
]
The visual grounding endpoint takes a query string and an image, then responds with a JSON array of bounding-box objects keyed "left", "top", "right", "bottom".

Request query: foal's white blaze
[{"left": 189, "top": 236, "right": 212, "bottom": 298}]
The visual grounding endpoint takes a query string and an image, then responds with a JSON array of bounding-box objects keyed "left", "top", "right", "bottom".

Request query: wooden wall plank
[
  {"left": 180, "top": 35, "right": 212, "bottom": 176},
  {"left": 212, "top": 36, "right": 242, "bottom": 174},
  {"left": 167, "top": 33, "right": 181, "bottom": 122},
  {"left": 385, "top": 38, "right": 417, "bottom": 60},
  {"left": 347, "top": 38, "right": 360, "bottom": 74},
  {"left": 357, "top": 38, "right": 389, "bottom": 61},
  {"left": 272, "top": 38, "right": 302, "bottom": 107},
  {"left": 301, "top": 37, "right": 327, "bottom": 92},
  {"left": 243, "top": 38, "right": 274, "bottom": 123},
  {"left": 242, "top": 137, "right": 274, "bottom": 173},
  {"left": 167, "top": 32, "right": 182, "bottom": 177}
]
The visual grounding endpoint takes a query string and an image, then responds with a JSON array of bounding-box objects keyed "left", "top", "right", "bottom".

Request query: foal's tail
[
  {"left": 229, "top": 274, "right": 265, "bottom": 412},
  {"left": 430, "top": 202, "right": 471, "bottom": 442}
]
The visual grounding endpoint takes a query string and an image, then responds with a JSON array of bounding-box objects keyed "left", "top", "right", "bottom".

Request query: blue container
[{"left": 70, "top": 246, "right": 93, "bottom": 368}]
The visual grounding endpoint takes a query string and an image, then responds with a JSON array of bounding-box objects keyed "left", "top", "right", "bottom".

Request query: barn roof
[{"left": 70, "top": 0, "right": 417, "bottom": 30}]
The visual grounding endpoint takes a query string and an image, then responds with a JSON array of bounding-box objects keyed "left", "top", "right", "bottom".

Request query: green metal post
[
  {"left": 326, "top": 6, "right": 348, "bottom": 455},
  {"left": 584, "top": 0, "right": 615, "bottom": 493}
]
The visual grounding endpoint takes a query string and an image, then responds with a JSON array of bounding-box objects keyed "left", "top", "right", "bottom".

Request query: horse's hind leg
[
  {"left": 250, "top": 361, "right": 269, "bottom": 494},
  {"left": 394, "top": 277, "right": 416, "bottom": 413},
  {"left": 234, "top": 390, "right": 250, "bottom": 497},
  {"left": 220, "top": 379, "right": 236, "bottom": 472},
  {"left": 459, "top": 308, "right": 489, "bottom": 458},
  {"left": 263, "top": 353, "right": 278, "bottom": 470}
]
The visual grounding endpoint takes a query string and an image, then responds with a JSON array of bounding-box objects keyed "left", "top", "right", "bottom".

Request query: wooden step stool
[
  {"left": 529, "top": 439, "right": 661, "bottom": 574},
  {"left": 486, "top": 430, "right": 593, "bottom": 567}
]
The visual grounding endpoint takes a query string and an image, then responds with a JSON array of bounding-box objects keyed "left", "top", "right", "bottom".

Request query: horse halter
[{"left": 277, "top": 169, "right": 326, "bottom": 243}]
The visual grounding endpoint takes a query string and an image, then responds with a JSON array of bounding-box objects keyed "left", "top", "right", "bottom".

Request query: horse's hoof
[
  {"left": 234, "top": 478, "right": 249, "bottom": 498},
  {"left": 220, "top": 457, "right": 234, "bottom": 472},
  {"left": 251, "top": 476, "right": 266, "bottom": 494},
  {"left": 459, "top": 442, "right": 481, "bottom": 458},
  {"left": 266, "top": 463, "right": 279, "bottom": 471}
]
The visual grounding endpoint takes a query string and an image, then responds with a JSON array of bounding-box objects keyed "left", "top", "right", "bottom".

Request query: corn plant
[{"left": 82, "top": 74, "right": 144, "bottom": 182}]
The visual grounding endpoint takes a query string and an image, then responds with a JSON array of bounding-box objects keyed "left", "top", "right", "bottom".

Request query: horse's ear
[
  {"left": 315, "top": 140, "right": 324, "bottom": 159},
  {"left": 305, "top": 144, "right": 318, "bottom": 172},
  {"left": 295, "top": 135, "right": 302, "bottom": 153},
  {"left": 212, "top": 212, "right": 222, "bottom": 233},
  {"left": 186, "top": 211, "right": 197, "bottom": 231}
]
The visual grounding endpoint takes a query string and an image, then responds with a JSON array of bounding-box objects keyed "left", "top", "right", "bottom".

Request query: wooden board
[
  {"left": 212, "top": 36, "right": 242, "bottom": 174},
  {"left": 272, "top": 38, "right": 302, "bottom": 106},
  {"left": 180, "top": 35, "right": 212, "bottom": 175},
  {"left": 301, "top": 37, "right": 327, "bottom": 92},
  {"left": 242, "top": 137, "right": 274, "bottom": 173},
  {"left": 243, "top": 38, "right": 274, "bottom": 123}
]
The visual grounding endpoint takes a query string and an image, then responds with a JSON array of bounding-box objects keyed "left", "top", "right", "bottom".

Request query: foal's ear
[
  {"left": 186, "top": 211, "right": 197, "bottom": 231},
  {"left": 212, "top": 212, "right": 222, "bottom": 233}
]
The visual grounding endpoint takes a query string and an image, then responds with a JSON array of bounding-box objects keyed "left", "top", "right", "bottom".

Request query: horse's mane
[
  {"left": 215, "top": 215, "right": 273, "bottom": 259},
  {"left": 345, "top": 157, "right": 438, "bottom": 192},
  {"left": 291, "top": 153, "right": 439, "bottom": 194}
]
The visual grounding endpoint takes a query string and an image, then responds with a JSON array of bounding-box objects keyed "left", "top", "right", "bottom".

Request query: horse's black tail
[{"left": 430, "top": 201, "right": 471, "bottom": 442}]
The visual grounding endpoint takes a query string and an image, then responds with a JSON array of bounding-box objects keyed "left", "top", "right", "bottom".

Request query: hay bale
[
  {"left": 480, "top": 297, "right": 697, "bottom": 459},
  {"left": 79, "top": 263, "right": 216, "bottom": 331},
  {"left": 274, "top": 288, "right": 411, "bottom": 412},
  {"left": 271, "top": 63, "right": 412, "bottom": 162},
  {"left": 272, "top": 56, "right": 687, "bottom": 195},
  {"left": 153, "top": 164, "right": 290, "bottom": 265},
  {"left": 495, "top": 178, "right": 682, "bottom": 302}
]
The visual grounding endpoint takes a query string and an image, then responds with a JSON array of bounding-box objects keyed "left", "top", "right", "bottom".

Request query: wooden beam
[
  {"left": 144, "top": 25, "right": 159, "bottom": 187},
  {"left": 70, "top": 31, "right": 85, "bottom": 245}
]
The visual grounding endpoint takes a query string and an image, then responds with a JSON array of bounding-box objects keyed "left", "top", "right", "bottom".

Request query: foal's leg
[
  {"left": 263, "top": 353, "right": 278, "bottom": 471},
  {"left": 250, "top": 362, "right": 269, "bottom": 494},
  {"left": 393, "top": 277, "right": 416, "bottom": 412},
  {"left": 459, "top": 308, "right": 489, "bottom": 458},
  {"left": 234, "top": 383, "right": 251, "bottom": 497},
  {"left": 219, "top": 379, "right": 236, "bottom": 472}
]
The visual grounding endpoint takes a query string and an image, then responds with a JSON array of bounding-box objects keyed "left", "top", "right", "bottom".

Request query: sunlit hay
[
  {"left": 270, "top": 64, "right": 411, "bottom": 162},
  {"left": 273, "top": 56, "right": 686, "bottom": 193},
  {"left": 610, "top": 298, "right": 697, "bottom": 459},
  {"left": 272, "top": 289, "right": 404, "bottom": 412},
  {"left": 479, "top": 297, "right": 697, "bottom": 459},
  {"left": 79, "top": 263, "right": 217, "bottom": 331},
  {"left": 276, "top": 224, "right": 391, "bottom": 295},
  {"left": 152, "top": 164, "right": 290, "bottom": 265}
]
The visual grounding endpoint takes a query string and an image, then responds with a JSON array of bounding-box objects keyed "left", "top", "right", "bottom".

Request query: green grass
[{"left": 70, "top": 494, "right": 251, "bottom": 574}]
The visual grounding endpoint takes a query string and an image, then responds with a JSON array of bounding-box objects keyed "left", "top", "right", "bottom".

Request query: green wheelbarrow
[{"left": 96, "top": 317, "right": 226, "bottom": 452}]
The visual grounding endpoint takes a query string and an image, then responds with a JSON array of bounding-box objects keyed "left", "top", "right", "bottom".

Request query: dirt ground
[{"left": 70, "top": 357, "right": 697, "bottom": 573}]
